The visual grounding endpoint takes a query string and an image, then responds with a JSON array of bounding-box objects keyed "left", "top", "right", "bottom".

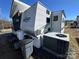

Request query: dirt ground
[{"left": 64, "top": 27, "right": 79, "bottom": 59}]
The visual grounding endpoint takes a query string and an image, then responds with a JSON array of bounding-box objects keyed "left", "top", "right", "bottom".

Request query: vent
[{"left": 56, "top": 34, "right": 67, "bottom": 37}]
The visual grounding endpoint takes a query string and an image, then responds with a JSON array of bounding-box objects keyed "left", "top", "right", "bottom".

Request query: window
[
  {"left": 46, "top": 10, "right": 50, "bottom": 15},
  {"left": 53, "top": 16, "right": 58, "bottom": 21},
  {"left": 46, "top": 17, "right": 50, "bottom": 23},
  {"left": 23, "top": 17, "right": 31, "bottom": 22}
]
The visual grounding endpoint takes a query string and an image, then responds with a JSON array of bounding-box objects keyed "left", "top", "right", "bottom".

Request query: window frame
[{"left": 53, "top": 16, "right": 58, "bottom": 21}]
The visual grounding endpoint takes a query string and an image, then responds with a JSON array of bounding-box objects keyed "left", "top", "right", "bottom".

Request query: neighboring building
[
  {"left": 65, "top": 20, "right": 74, "bottom": 25},
  {"left": 0, "top": 19, "right": 12, "bottom": 29},
  {"left": 65, "top": 20, "right": 76, "bottom": 28}
]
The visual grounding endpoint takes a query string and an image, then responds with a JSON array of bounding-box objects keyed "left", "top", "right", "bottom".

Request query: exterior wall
[
  {"left": 35, "top": 2, "right": 47, "bottom": 31},
  {"left": 20, "top": 3, "right": 37, "bottom": 34},
  {"left": 61, "top": 14, "right": 65, "bottom": 33},
  {"left": 34, "top": 2, "right": 51, "bottom": 35},
  {"left": 51, "top": 11, "right": 65, "bottom": 33},
  {"left": 44, "top": 10, "right": 51, "bottom": 33},
  {"left": 51, "top": 11, "right": 62, "bottom": 33}
]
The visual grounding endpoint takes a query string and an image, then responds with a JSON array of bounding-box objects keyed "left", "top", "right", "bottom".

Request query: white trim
[
  {"left": 10, "top": 0, "right": 30, "bottom": 17},
  {"left": 14, "top": 0, "right": 30, "bottom": 7}
]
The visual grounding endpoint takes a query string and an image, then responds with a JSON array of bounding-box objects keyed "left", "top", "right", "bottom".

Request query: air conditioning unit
[{"left": 43, "top": 32, "right": 69, "bottom": 58}]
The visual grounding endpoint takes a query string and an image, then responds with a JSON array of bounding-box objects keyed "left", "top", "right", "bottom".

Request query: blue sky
[{"left": 0, "top": 0, "right": 79, "bottom": 20}]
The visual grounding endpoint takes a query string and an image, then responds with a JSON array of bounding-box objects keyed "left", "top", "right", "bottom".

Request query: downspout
[
  {"left": 10, "top": 0, "right": 14, "bottom": 18},
  {"left": 50, "top": 12, "right": 53, "bottom": 32},
  {"left": 60, "top": 12, "right": 62, "bottom": 33}
]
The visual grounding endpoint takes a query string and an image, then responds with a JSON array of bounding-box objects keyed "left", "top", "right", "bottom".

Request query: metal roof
[{"left": 10, "top": 0, "right": 30, "bottom": 17}]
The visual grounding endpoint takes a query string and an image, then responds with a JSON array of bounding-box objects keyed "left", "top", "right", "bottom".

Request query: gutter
[{"left": 10, "top": 0, "right": 14, "bottom": 18}]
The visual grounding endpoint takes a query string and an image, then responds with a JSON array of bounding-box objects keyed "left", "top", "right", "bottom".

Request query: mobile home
[
  {"left": 10, "top": 0, "right": 66, "bottom": 33},
  {"left": 10, "top": 1, "right": 70, "bottom": 59},
  {"left": 10, "top": 0, "right": 67, "bottom": 48}
]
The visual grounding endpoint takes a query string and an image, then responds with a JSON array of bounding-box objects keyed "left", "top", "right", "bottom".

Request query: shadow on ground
[{"left": 0, "top": 33, "right": 23, "bottom": 59}]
